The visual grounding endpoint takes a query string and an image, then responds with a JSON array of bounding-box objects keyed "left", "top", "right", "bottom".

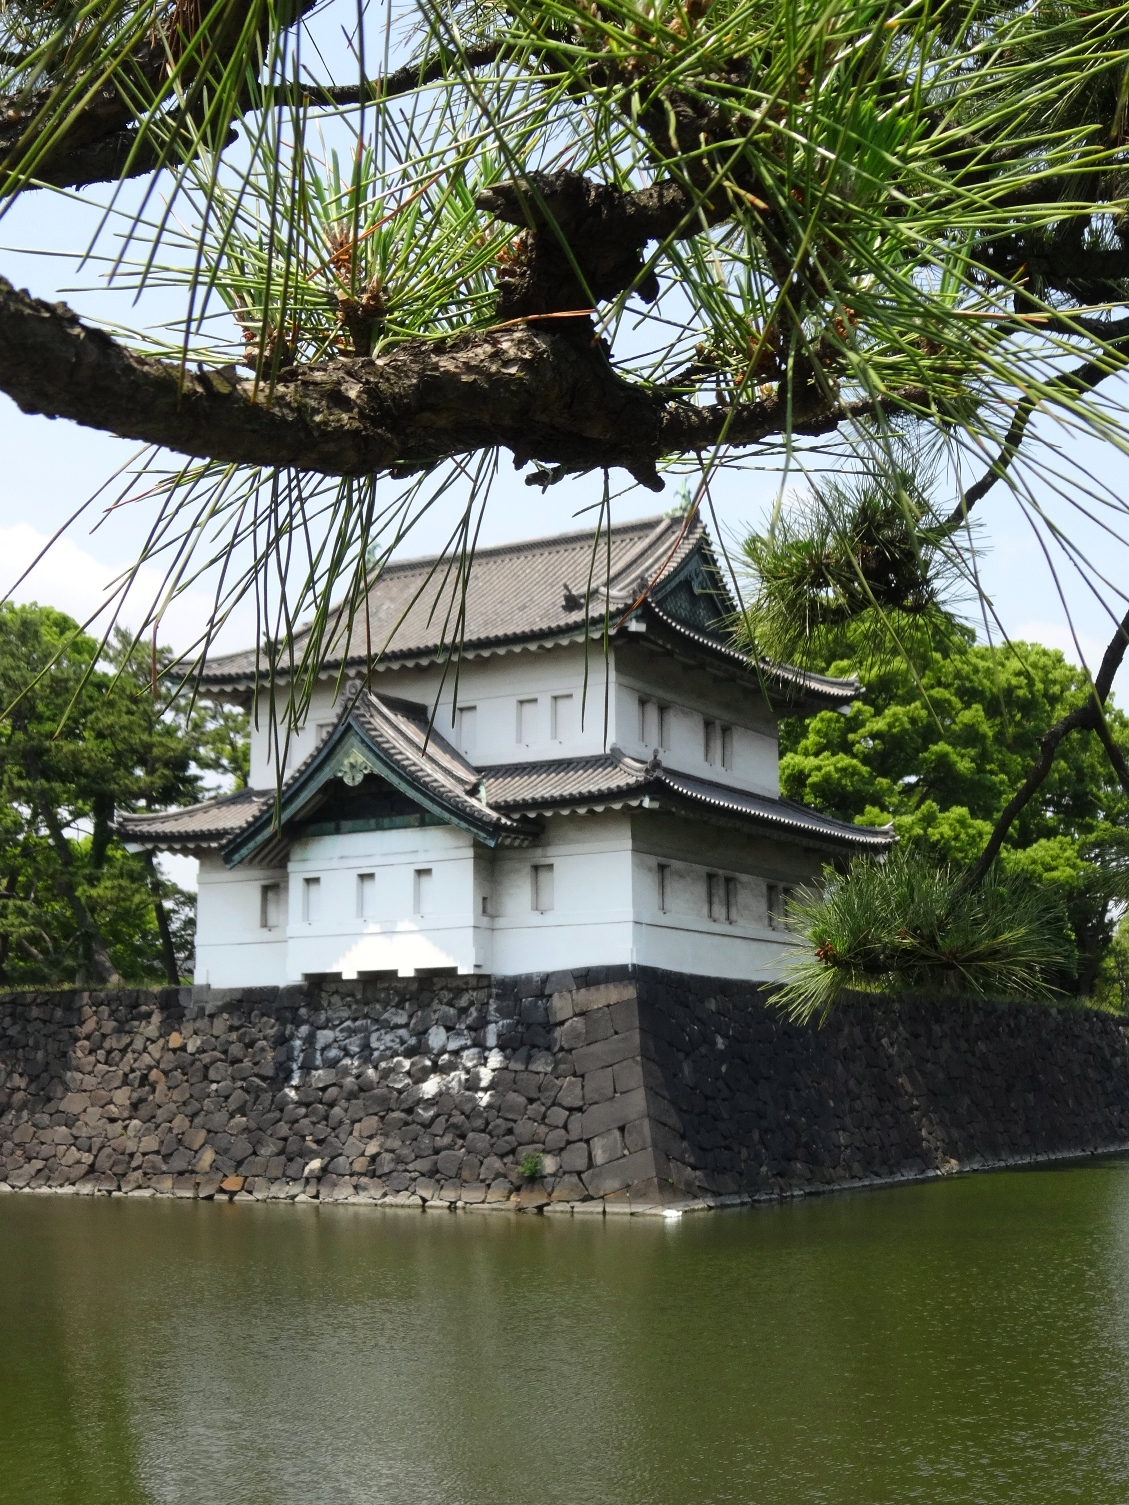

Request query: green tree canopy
[
  {"left": 0, "top": 604, "right": 248, "bottom": 988},
  {"left": 779, "top": 629, "right": 1129, "bottom": 991}
]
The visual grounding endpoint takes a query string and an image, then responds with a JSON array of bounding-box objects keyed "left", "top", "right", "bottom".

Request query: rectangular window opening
[
  {"left": 532, "top": 863, "right": 555, "bottom": 913},
  {"left": 481, "top": 894, "right": 490, "bottom": 917},
  {"left": 639, "top": 698, "right": 670, "bottom": 751},
  {"left": 413, "top": 868, "right": 433, "bottom": 917},
  {"left": 707, "top": 871, "right": 723, "bottom": 921},
  {"left": 551, "top": 693, "right": 574, "bottom": 742},
  {"left": 704, "top": 718, "right": 718, "bottom": 765},
  {"left": 260, "top": 883, "right": 282, "bottom": 930},
  {"left": 658, "top": 863, "right": 671, "bottom": 914},
  {"left": 302, "top": 876, "right": 321, "bottom": 924},
  {"left": 517, "top": 698, "right": 538, "bottom": 745},
  {"left": 721, "top": 725, "right": 733, "bottom": 770},
  {"left": 767, "top": 883, "right": 786, "bottom": 929},
  {"left": 456, "top": 705, "right": 477, "bottom": 752},
  {"left": 357, "top": 872, "right": 376, "bottom": 920},
  {"left": 725, "top": 875, "right": 738, "bottom": 924}
]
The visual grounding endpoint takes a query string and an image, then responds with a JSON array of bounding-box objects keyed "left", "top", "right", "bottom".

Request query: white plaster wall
[
  {"left": 193, "top": 806, "right": 827, "bottom": 985},
  {"left": 193, "top": 853, "right": 290, "bottom": 987},
  {"left": 284, "top": 824, "right": 487, "bottom": 979},
  {"left": 245, "top": 640, "right": 619, "bottom": 786},
  {"left": 613, "top": 642, "right": 781, "bottom": 796},
  {"left": 242, "top": 632, "right": 803, "bottom": 800},
  {"left": 489, "top": 813, "right": 636, "bottom": 975},
  {"left": 628, "top": 848, "right": 792, "bottom": 981},
  {"left": 365, "top": 641, "right": 620, "bottom": 767},
  {"left": 247, "top": 682, "right": 341, "bottom": 789}
]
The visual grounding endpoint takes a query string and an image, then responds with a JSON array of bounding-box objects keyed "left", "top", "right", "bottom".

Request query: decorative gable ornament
[{"left": 338, "top": 748, "right": 376, "bottom": 787}]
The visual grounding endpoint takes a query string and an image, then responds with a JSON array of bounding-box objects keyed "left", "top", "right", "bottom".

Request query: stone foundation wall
[{"left": 1, "top": 967, "right": 1128, "bottom": 1213}]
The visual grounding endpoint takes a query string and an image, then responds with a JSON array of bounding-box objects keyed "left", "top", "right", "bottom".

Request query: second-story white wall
[
  {"left": 612, "top": 639, "right": 781, "bottom": 796},
  {"left": 248, "top": 639, "right": 619, "bottom": 786},
  {"left": 244, "top": 632, "right": 786, "bottom": 796}
]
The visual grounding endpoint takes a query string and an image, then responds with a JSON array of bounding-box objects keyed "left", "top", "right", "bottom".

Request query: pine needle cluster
[{"left": 774, "top": 849, "right": 1071, "bottom": 1025}]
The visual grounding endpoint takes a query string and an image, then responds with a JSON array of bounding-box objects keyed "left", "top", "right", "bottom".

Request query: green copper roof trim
[{"left": 222, "top": 722, "right": 503, "bottom": 868}]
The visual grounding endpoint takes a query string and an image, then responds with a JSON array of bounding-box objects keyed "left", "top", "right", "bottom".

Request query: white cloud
[
  {"left": 1010, "top": 619, "right": 1107, "bottom": 670},
  {"left": 0, "top": 521, "right": 253, "bottom": 654}
]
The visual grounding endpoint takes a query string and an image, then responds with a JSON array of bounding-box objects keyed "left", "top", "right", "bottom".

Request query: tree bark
[
  {"left": 0, "top": 0, "right": 320, "bottom": 193},
  {"left": 35, "top": 800, "right": 120, "bottom": 985},
  {"left": 0, "top": 274, "right": 914, "bottom": 487}
]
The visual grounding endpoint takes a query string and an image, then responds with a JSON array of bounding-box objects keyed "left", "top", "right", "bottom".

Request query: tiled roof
[
  {"left": 121, "top": 694, "right": 892, "bottom": 857},
  {"left": 483, "top": 750, "right": 894, "bottom": 852},
  {"left": 483, "top": 752, "right": 645, "bottom": 807},
  {"left": 198, "top": 514, "right": 860, "bottom": 709},
  {"left": 117, "top": 787, "right": 271, "bottom": 849},
  {"left": 641, "top": 601, "right": 860, "bottom": 703},
  {"left": 223, "top": 690, "right": 534, "bottom": 863},
  {"left": 201, "top": 513, "right": 703, "bottom": 685},
  {"left": 653, "top": 770, "right": 894, "bottom": 850}
]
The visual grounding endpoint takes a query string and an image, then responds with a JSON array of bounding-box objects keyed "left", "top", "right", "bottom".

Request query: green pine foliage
[{"left": 774, "top": 849, "right": 1069, "bottom": 1024}]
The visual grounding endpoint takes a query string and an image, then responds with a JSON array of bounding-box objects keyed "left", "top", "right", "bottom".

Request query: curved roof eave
[{"left": 223, "top": 715, "right": 531, "bottom": 868}]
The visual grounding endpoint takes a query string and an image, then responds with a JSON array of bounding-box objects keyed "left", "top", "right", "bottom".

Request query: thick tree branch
[
  {"left": 474, "top": 170, "right": 724, "bottom": 318},
  {"left": 0, "top": 276, "right": 670, "bottom": 484},
  {"left": 0, "top": 276, "right": 921, "bottom": 488},
  {"left": 14, "top": 39, "right": 509, "bottom": 192},
  {"left": 0, "top": 0, "right": 318, "bottom": 193}
]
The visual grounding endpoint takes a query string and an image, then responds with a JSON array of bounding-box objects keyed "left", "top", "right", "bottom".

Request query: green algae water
[{"left": 2, "top": 1161, "right": 1129, "bottom": 1505}]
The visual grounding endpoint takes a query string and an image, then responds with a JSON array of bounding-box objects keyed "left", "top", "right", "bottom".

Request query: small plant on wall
[{"left": 520, "top": 1151, "right": 544, "bottom": 1181}]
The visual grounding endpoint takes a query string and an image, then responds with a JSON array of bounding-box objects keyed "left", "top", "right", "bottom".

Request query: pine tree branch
[
  {"left": 0, "top": 275, "right": 919, "bottom": 487},
  {"left": 292, "top": 41, "right": 506, "bottom": 109},
  {"left": 943, "top": 333, "right": 1129, "bottom": 533},
  {"left": 0, "top": 0, "right": 320, "bottom": 194},
  {"left": 962, "top": 608, "right": 1129, "bottom": 892}
]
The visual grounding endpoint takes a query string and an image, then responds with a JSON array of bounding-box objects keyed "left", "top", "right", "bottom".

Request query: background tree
[
  {"left": 0, "top": 605, "right": 247, "bottom": 987},
  {"left": 777, "top": 625, "right": 1129, "bottom": 993}
]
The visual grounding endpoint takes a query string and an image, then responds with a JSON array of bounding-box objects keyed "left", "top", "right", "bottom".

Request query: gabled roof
[
  {"left": 198, "top": 514, "right": 859, "bottom": 713},
  {"left": 118, "top": 694, "right": 894, "bottom": 860},
  {"left": 222, "top": 692, "right": 538, "bottom": 865}
]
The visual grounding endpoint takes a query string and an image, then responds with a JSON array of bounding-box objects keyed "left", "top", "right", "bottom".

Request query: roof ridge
[
  {"left": 365, "top": 511, "right": 671, "bottom": 578},
  {"left": 602, "top": 515, "right": 692, "bottom": 591},
  {"left": 478, "top": 748, "right": 644, "bottom": 776}
]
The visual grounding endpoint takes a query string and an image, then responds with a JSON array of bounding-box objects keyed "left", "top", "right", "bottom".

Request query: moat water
[{"left": 3, "top": 1160, "right": 1129, "bottom": 1505}]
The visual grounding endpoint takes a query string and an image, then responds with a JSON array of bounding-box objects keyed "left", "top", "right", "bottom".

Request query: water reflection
[{"left": 2, "top": 1161, "right": 1129, "bottom": 1505}]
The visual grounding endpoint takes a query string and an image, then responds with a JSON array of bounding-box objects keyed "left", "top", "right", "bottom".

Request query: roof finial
[
  {"left": 644, "top": 748, "right": 663, "bottom": 777},
  {"left": 562, "top": 581, "right": 583, "bottom": 612}
]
